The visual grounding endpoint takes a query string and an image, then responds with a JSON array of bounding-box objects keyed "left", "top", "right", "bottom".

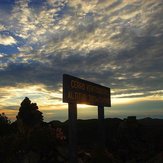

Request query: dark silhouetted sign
[
  {"left": 63, "top": 74, "right": 111, "bottom": 162},
  {"left": 63, "top": 74, "right": 111, "bottom": 106}
]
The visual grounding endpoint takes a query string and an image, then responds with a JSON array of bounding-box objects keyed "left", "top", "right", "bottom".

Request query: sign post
[
  {"left": 68, "top": 102, "right": 77, "bottom": 163},
  {"left": 63, "top": 74, "right": 111, "bottom": 162},
  {"left": 98, "top": 105, "right": 105, "bottom": 150}
]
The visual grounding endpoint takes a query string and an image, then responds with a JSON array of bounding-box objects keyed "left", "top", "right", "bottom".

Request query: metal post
[
  {"left": 98, "top": 105, "right": 105, "bottom": 151},
  {"left": 68, "top": 102, "right": 78, "bottom": 163}
]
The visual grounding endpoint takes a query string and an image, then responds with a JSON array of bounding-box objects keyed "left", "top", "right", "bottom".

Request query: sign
[
  {"left": 63, "top": 74, "right": 111, "bottom": 107},
  {"left": 63, "top": 74, "right": 111, "bottom": 162}
]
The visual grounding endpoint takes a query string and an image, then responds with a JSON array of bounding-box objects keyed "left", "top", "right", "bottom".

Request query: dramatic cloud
[{"left": 0, "top": 0, "right": 162, "bottom": 121}]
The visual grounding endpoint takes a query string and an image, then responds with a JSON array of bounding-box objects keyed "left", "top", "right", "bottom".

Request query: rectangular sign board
[{"left": 63, "top": 74, "right": 111, "bottom": 107}]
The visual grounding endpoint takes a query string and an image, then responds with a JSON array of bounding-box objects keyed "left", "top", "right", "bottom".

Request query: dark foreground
[{"left": 0, "top": 117, "right": 163, "bottom": 162}]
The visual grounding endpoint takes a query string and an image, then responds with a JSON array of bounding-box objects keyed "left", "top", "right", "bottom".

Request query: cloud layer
[{"left": 0, "top": 0, "right": 163, "bottom": 120}]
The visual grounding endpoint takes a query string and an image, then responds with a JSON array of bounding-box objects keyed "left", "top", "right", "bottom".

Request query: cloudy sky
[{"left": 0, "top": 0, "right": 163, "bottom": 122}]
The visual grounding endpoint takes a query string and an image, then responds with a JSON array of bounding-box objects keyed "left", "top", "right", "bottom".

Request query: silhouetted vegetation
[
  {"left": 0, "top": 98, "right": 163, "bottom": 162},
  {"left": 16, "top": 97, "right": 43, "bottom": 131},
  {"left": 0, "top": 97, "right": 67, "bottom": 163},
  {"left": 0, "top": 113, "right": 11, "bottom": 137}
]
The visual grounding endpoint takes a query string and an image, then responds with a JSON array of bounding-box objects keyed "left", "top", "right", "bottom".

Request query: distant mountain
[{"left": 139, "top": 117, "right": 163, "bottom": 126}]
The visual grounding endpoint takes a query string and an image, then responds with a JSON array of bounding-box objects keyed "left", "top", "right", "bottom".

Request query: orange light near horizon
[
  {"left": 0, "top": 109, "right": 17, "bottom": 122},
  {"left": 77, "top": 104, "right": 94, "bottom": 109}
]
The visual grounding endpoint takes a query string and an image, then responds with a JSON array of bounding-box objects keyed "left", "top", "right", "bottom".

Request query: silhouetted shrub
[{"left": 16, "top": 97, "right": 43, "bottom": 135}]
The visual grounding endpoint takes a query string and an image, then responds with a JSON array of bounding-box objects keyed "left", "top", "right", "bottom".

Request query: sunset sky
[{"left": 0, "top": 0, "right": 163, "bottom": 122}]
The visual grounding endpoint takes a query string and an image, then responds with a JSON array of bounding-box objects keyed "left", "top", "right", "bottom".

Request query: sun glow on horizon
[{"left": 0, "top": 84, "right": 162, "bottom": 122}]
